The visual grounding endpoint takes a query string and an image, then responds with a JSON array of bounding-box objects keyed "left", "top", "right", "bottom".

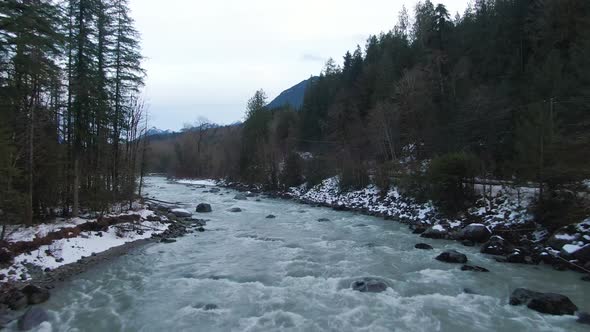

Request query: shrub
[{"left": 427, "top": 152, "right": 479, "bottom": 215}]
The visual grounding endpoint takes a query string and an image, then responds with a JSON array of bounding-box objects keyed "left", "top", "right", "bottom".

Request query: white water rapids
[{"left": 21, "top": 176, "right": 590, "bottom": 331}]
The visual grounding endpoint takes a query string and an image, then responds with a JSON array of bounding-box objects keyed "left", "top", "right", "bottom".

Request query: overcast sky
[{"left": 130, "top": 0, "right": 467, "bottom": 131}]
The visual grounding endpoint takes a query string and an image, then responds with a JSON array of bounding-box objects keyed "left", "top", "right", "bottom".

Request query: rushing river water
[{"left": 23, "top": 176, "right": 590, "bottom": 331}]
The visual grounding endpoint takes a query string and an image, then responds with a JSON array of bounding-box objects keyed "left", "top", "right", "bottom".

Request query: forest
[
  {"left": 149, "top": 0, "right": 590, "bottom": 227},
  {"left": 0, "top": 0, "right": 146, "bottom": 225}
]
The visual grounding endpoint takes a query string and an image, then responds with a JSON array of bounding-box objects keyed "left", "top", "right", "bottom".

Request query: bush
[{"left": 427, "top": 152, "right": 479, "bottom": 215}]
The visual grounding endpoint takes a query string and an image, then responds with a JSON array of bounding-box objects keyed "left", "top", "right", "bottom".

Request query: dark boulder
[
  {"left": 435, "top": 250, "right": 468, "bottom": 264},
  {"left": 509, "top": 288, "right": 578, "bottom": 315},
  {"left": 234, "top": 194, "right": 248, "bottom": 200},
  {"left": 18, "top": 307, "right": 49, "bottom": 331},
  {"left": 415, "top": 243, "right": 433, "bottom": 250},
  {"left": 160, "top": 238, "right": 177, "bottom": 243},
  {"left": 421, "top": 226, "right": 448, "bottom": 239},
  {"left": 578, "top": 312, "right": 590, "bottom": 325},
  {"left": 481, "top": 235, "right": 515, "bottom": 256},
  {"left": 317, "top": 218, "right": 330, "bottom": 222},
  {"left": 332, "top": 204, "right": 349, "bottom": 211},
  {"left": 458, "top": 224, "right": 491, "bottom": 243},
  {"left": 2, "top": 289, "right": 27, "bottom": 310},
  {"left": 209, "top": 188, "right": 220, "bottom": 193},
  {"left": 461, "top": 265, "right": 489, "bottom": 272},
  {"left": 21, "top": 285, "right": 50, "bottom": 305},
  {"left": 170, "top": 208, "right": 192, "bottom": 218},
  {"left": 461, "top": 240, "right": 475, "bottom": 247},
  {"left": 228, "top": 207, "right": 242, "bottom": 213},
  {"left": 351, "top": 278, "right": 389, "bottom": 293},
  {"left": 265, "top": 215, "right": 276, "bottom": 219},
  {"left": 572, "top": 244, "right": 590, "bottom": 263},
  {"left": 195, "top": 203, "right": 212, "bottom": 213}
]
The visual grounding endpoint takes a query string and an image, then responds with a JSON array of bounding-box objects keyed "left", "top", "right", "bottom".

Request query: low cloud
[{"left": 301, "top": 53, "right": 325, "bottom": 62}]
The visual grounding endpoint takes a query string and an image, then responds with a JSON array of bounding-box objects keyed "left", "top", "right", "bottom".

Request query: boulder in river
[
  {"left": 421, "top": 225, "right": 448, "bottom": 239},
  {"left": 18, "top": 307, "right": 49, "bottom": 331},
  {"left": 578, "top": 312, "right": 590, "bottom": 325},
  {"left": 1, "top": 289, "right": 27, "bottom": 310},
  {"left": 21, "top": 285, "right": 50, "bottom": 305},
  {"left": 351, "top": 277, "right": 389, "bottom": 293},
  {"left": 195, "top": 203, "right": 212, "bottom": 213},
  {"left": 209, "top": 188, "right": 220, "bottom": 193},
  {"left": 171, "top": 208, "right": 192, "bottom": 218},
  {"left": 265, "top": 215, "right": 276, "bottom": 219},
  {"left": 160, "top": 238, "right": 177, "bottom": 243},
  {"left": 461, "top": 265, "right": 489, "bottom": 272},
  {"left": 228, "top": 207, "right": 242, "bottom": 213},
  {"left": 458, "top": 224, "right": 491, "bottom": 243},
  {"left": 481, "top": 235, "right": 515, "bottom": 256},
  {"left": 509, "top": 288, "right": 578, "bottom": 315},
  {"left": 317, "top": 218, "right": 330, "bottom": 222},
  {"left": 435, "top": 250, "right": 468, "bottom": 264},
  {"left": 234, "top": 194, "right": 248, "bottom": 200},
  {"left": 415, "top": 243, "right": 433, "bottom": 250}
]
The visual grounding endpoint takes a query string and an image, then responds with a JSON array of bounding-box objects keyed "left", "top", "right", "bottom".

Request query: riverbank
[
  {"left": 222, "top": 176, "right": 590, "bottom": 278},
  {"left": 0, "top": 201, "right": 204, "bottom": 329}
]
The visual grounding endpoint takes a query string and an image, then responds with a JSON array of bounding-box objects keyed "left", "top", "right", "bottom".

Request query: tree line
[
  {"left": 0, "top": 0, "right": 146, "bottom": 225},
  {"left": 148, "top": 0, "right": 589, "bottom": 227}
]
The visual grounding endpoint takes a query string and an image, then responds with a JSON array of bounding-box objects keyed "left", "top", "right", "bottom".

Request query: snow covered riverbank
[{"left": 0, "top": 206, "right": 170, "bottom": 283}]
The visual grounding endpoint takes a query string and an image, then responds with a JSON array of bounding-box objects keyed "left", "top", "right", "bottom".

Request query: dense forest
[
  {"left": 150, "top": 0, "right": 590, "bottom": 226},
  {"left": 0, "top": 0, "right": 146, "bottom": 224}
]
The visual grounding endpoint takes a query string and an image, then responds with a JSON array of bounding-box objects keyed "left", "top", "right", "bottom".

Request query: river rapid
[{"left": 25, "top": 176, "right": 590, "bottom": 331}]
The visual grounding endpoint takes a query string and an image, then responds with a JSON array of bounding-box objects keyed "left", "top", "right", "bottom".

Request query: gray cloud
[{"left": 301, "top": 53, "right": 326, "bottom": 63}]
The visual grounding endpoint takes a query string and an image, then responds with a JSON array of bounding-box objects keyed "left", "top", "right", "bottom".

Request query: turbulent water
[{"left": 25, "top": 177, "right": 590, "bottom": 331}]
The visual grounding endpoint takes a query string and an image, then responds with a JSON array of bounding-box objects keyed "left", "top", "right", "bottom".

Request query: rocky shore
[{"left": 222, "top": 177, "right": 590, "bottom": 279}]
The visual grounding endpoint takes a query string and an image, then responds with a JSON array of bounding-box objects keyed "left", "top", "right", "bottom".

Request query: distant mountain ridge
[{"left": 267, "top": 77, "right": 316, "bottom": 110}]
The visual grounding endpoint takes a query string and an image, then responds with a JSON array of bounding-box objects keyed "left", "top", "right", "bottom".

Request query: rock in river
[
  {"left": 481, "top": 235, "right": 515, "bottom": 256},
  {"left": 170, "top": 208, "right": 192, "bottom": 218},
  {"left": 435, "top": 250, "right": 468, "bottom": 264},
  {"left": 421, "top": 225, "right": 448, "bottom": 239},
  {"left": 509, "top": 288, "right": 578, "bottom": 315},
  {"left": 415, "top": 243, "right": 433, "bottom": 250},
  {"left": 195, "top": 203, "right": 212, "bottom": 213},
  {"left": 461, "top": 265, "right": 489, "bottom": 272},
  {"left": 266, "top": 215, "right": 276, "bottom": 219},
  {"left": 18, "top": 307, "right": 49, "bottom": 331},
  {"left": 458, "top": 223, "right": 491, "bottom": 243},
  {"left": 21, "top": 285, "right": 50, "bottom": 305},
  {"left": 234, "top": 193, "right": 248, "bottom": 200},
  {"left": 351, "top": 278, "right": 389, "bottom": 293},
  {"left": 228, "top": 207, "right": 242, "bottom": 213}
]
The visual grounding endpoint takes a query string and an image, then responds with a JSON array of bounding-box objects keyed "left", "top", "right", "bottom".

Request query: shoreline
[{"left": 219, "top": 179, "right": 590, "bottom": 278}]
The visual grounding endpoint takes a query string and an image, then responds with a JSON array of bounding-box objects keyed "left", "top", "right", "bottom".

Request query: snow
[
  {"left": 562, "top": 244, "right": 583, "bottom": 254},
  {"left": 432, "top": 224, "right": 445, "bottom": 232},
  {"left": 554, "top": 233, "right": 579, "bottom": 241},
  {"left": 0, "top": 208, "right": 169, "bottom": 283},
  {"left": 176, "top": 179, "right": 217, "bottom": 186}
]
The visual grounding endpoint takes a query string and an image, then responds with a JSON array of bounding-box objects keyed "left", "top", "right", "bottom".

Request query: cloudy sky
[{"left": 130, "top": 0, "right": 467, "bottom": 130}]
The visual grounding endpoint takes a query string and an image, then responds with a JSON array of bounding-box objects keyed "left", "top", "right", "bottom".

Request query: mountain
[
  {"left": 267, "top": 77, "right": 316, "bottom": 110},
  {"left": 146, "top": 127, "right": 174, "bottom": 137}
]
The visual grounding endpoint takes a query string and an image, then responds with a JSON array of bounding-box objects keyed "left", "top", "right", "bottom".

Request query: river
[{"left": 27, "top": 176, "right": 590, "bottom": 331}]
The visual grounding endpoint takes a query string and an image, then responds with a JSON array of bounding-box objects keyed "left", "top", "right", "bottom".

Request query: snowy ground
[
  {"left": 0, "top": 208, "right": 169, "bottom": 283},
  {"left": 175, "top": 179, "right": 218, "bottom": 186},
  {"left": 289, "top": 177, "right": 588, "bottom": 246}
]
